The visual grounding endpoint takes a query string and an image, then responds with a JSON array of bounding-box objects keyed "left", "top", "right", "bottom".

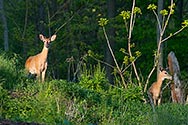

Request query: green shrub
[
  {"left": 0, "top": 52, "right": 24, "bottom": 90},
  {"left": 0, "top": 84, "right": 9, "bottom": 118},
  {"left": 1, "top": 80, "right": 66, "bottom": 124},
  {"left": 79, "top": 63, "right": 109, "bottom": 93}
]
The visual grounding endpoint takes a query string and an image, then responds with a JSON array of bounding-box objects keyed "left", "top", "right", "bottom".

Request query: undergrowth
[{"left": 1, "top": 52, "right": 188, "bottom": 124}]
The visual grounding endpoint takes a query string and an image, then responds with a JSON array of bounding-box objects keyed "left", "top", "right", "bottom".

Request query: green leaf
[
  {"left": 134, "top": 7, "right": 142, "bottom": 15},
  {"left": 119, "top": 11, "right": 131, "bottom": 20},
  {"left": 120, "top": 48, "right": 126, "bottom": 54},
  {"left": 135, "top": 51, "right": 141, "bottom": 57},
  {"left": 147, "top": 4, "right": 157, "bottom": 10},
  {"left": 98, "top": 18, "right": 108, "bottom": 27},
  {"left": 168, "top": 3, "right": 175, "bottom": 9},
  {"left": 160, "top": 9, "right": 168, "bottom": 16},
  {"left": 182, "top": 20, "right": 188, "bottom": 28},
  {"left": 130, "top": 56, "right": 135, "bottom": 62},
  {"left": 123, "top": 56, "right": 129, "bottom": 65}
]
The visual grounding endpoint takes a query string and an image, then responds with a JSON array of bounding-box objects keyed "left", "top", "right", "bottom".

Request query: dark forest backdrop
[{"left": 0, "top": 0, "right": 188, "bottom": 81}]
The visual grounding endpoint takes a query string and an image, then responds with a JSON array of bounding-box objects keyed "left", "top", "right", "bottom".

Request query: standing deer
[
  {"left": 25, "top": 34, "right": 57, "bottom": 82},
  {"left": 148, "top": 67, "right": 172, "bottom": 106}
]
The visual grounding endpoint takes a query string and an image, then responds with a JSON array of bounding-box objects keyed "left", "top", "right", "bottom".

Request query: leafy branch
[
  {"left": 98, "top": 18, "right": 127, "bottom": 88},
  {"left": 127, "top": 0, "right": 141, "bottom": 87},
  {"left": 120, "top": 0, "right": 142, "bottom": 87},
  {"left": 95, "top": 0, "right": 142, "bottom": 88}
]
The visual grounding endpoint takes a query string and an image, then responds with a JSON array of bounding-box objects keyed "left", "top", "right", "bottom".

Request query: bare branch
[
  {"left": 128, "top": 0, "right": 141, "bottom": 86},
  {"left": 89, "top": 55, "right": 115, "bottom": 69},
  {"left": 55, "top": 14, "right": 74, "bottom": 34},
  {"left": 153, "top": 10, "right": 162, "bottom": 33},
  {"left": 103, "top": 27, "right": 127, "bottom": 88},
  {"left": 161, "top": 27, "right": 186, "bottom": 43}
]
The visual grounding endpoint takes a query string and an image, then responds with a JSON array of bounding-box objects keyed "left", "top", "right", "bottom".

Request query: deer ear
[
  {"left": 50, "top": 34, "right": 57, "bottom": 41},
  {"left": 165, "top": 67, "right": 169, "bottom": 72},
  {"left": 39, "top": 34, "right": 45, "bottom": 41},
  {"left": 159, "top": 66, "right": 164, "bottom": 72}
]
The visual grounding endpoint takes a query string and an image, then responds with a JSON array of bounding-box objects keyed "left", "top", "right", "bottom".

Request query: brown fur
[{"left": 25, "top": 34, "right": 56, "bottom": 82}]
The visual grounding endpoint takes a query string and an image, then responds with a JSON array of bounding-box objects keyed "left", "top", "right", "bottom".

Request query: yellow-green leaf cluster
[
  {"left": 147, "top": 4, "right": 157, "bottom": 10},
  {"left": 168, "top": 3, "right": 175, "bottom": 14},
  {"left": 120, "top": 48, "right": 126, "bottom": 54},
  {"left": 122, "top": 51, "right": 141, "bottom": 65},
  {"left": 98, "top": 18, "right": 108, "bottom": 27},
  {"left": 168, "top": 3, "right": 175, "bottom": 9},
  {"left": 182, "top": 20, "right": 188, "bottom": 28},
  {"left": 135, "top": 51, "right": 141, "bottom": 57},
  {"left": 130, "top": 43, "right": 135, "bottom": 48},
  {"left": 129, "top": 56, "right": 135, "bottom": 62},
  {"left": 160, "top": 9, "right": 168, "bottom": 16},
  {"left": 88, "top": 50, "right": 93, "bottom": 57},
  {"left": 134, "top": 7, "right": 142, "bottom": 14},
  {"left": 123, "top": 56, "right": 129, "bottom": 65},
  {"left": 170, "top": 9, "right": 175, "bottom": 14},
  {"left": 119, "top": 11, "right": 131, "bottom": 20}
]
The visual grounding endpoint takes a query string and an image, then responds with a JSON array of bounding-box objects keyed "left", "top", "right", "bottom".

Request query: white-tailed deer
[
  {"left": 25, "top": 34, "right": 57, "bottom": 82},
  {"left": 148, "top": 67, "right": 172, "bottom": 106}
]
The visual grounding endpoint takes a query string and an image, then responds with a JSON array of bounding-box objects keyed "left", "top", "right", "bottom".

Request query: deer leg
[
  {"left": 42, "top": 70, "right": 46, "bottom": 82},
  {"left": 147, "top": 91, "right": 155, "bottom": 106},
  {"left": 158, "top": 97, "right": 161, "bottom": 105},
  {"left": 36, "top": 71, "right": 41, "bottom": 82},
  {"left": 147, "top": 91, "right": 156, "bottom": 112},
  {"left": 41, "top": 62, "right": 47, "bottom": 82},
  {"left": 158, "top": 90, "right": 163, "bottom": 105},
  {"left": 28, "top": 72, "right": 37, "bottom": 80},
  {"left": 153, "top": 99, "right": 157, "bottom": 106}
]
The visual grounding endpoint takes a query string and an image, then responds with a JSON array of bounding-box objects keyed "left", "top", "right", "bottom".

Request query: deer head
[{"left": 39, "top": 34, "right": 57, "bottom": 48}]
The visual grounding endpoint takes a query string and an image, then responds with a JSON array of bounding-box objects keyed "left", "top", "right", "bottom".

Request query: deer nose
[
  {"left": 45, "top": 42, "right": 51, "bottom": 48},
  {"left": 170, "top": 76, "right": 173, "bottom": 80}
]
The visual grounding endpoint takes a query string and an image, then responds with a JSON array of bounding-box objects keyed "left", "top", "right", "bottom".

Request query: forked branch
[{"left": 102, "top": 27, "right": 127, "bottom": 88}]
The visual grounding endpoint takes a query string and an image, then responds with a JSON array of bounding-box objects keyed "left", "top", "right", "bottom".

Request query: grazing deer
[
  {"left": 25, "top": 34, "right": 57, "bottom": 82},
  {"left": 148, "top": 67, "right": 172, "bottom": 106}
]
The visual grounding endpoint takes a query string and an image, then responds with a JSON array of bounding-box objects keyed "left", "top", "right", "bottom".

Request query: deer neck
[
  {"left": 40, "top": 46, "right": 49, "bottom": 61},
  {"left": 156, "top": 76, "right": 164, "bottom": 88}
]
